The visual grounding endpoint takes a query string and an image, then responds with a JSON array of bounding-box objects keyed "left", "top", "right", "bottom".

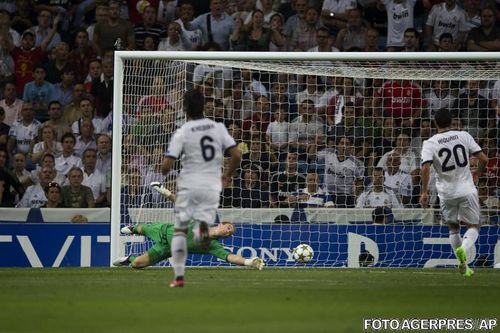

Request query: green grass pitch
[{"left": 1, "top": 268, "right": 499, "bottom": 333}]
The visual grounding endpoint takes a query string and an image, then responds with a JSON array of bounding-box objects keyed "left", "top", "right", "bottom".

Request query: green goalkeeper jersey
[{"left": 141, "top": 223, "right": 230, "bottom": 265}]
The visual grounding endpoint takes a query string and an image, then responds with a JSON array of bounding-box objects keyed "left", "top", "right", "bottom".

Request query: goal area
[{"left": 111, "top": 52, "right": 500, "bottom": 268}]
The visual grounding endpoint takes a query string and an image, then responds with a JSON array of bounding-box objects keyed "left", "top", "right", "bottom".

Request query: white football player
[
  {"left": 161, "top": 89, "right": 241, "bottom": 288},
  {"left": 420, "top": 109, "right": 488, "bottom": 277}
]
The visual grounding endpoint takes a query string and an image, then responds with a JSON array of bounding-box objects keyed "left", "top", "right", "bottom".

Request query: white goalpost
[{"left": 111, "top": 52, "right": 500, "bottom": 268}]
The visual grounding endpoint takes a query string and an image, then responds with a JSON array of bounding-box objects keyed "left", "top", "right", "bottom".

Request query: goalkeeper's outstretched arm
[{"left": 227, "top": 254, "right": 265, "bottom": 270}]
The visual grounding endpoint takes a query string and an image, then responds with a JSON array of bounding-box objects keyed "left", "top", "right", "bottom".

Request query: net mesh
[{"left": 115, "top": 55, "right": 500, "bottom": 268}]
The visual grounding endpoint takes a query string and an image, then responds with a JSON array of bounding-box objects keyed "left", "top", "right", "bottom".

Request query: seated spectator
[
  {"left": 287, "top": 170, "right": 334, "bottom": 208},
  {"left": 31, "top": 123, "right": 62, "bottom": 164},
  {"left": 0, "top": 82, "right": 23, "bottom": 126},
  {"left": 317, "top": 136, "right": 364, "bottom": 208},
  {"left": 81, "top": 148, "right": 107, "bottom": 207},
  {"left": 270, "top": 152, "right": 306, "bottom": 208},
  {"left": 11, "top": 152, "right": 31, "bottom": 189},
  {"left": 95, "top": 133, "right": 112, "bottom": 175},
  {"left": 283, "top": 0, "right": 308, "bottom": 38},
  {"left": 372, "top": 206, "right": 394, "bottom": 224},
  {"left": 74, "top": 118, "right": 97, "bottom": 157},
  {"left": 402, "top": 28, "right": 421, "bottom": 52},
  {"left": 308, "top": 27, "right": 339, "bottom": 52},
  {"left": 0, "top": 147, "right": 24, "bottom": 206},
  {"left": 0, "top": 106, "right": 10, "bottom": 146},
  {"left": 269, "top": 13, "right": 286, "bottom": 51},
  {"left": 356, "top": 167, "right": 402, "bottom": 208},
  {"left": 158, "top": 21, "right": 189, "bottom": 51},
  {"left": 40, "top": 181, "right": 64, "bottom": 208},
  {"left": 364, "top": 28, "right": 380, "bottom": 52},
  {"left": 327, "top": 102, "right": 367, "bottom": 149},
  {"left": 466, "top": 7, "right": 500, "bottom": 51},
  {"left": 42, "top": 101, "right": 71, "bottom": 141},
  {"left": 296, "top": 75, "right": 323, "bottom": 106},
  {"left": 437, "top": 32, "right": 454, "bottom": 52},
  {"left": 83, "top": 59, "right": 101, "bottom": 92},
  {"left": 71, "top": 98, "right": 102, "bottom": 136},
  {"left": 335, "top": 8, "right": 367, "bottom": 51},
  {"left": 22, "top": 64, "right": 56, "bottom": 122},
  {"left": 241, "top": 140, "right": 276, "bottom": 175},
  {"left": 236, "top": 167, "right": 270, "bottom": 208},
  {"left": 16, "top": 165, "right": 53, "bottom": 207},
  {"left": 425, "top": 80, "right": 457, "bottom": 119},
  {"left": 55, "top": 132, "right": 83, "bottom": 177},
  {"left": 242, "top": 95, "right": 271, "bottom": 136},
  {"left": 60, "top": 166, "right": 95, "bottom": 208},
  {"left": 7, "top": 102, "right": 40, "bottom": 168},
  {"left": 383, "top": 151, "right": 413, "bottom": 206},
  {"left": 377, "top": 132, "right": 419, "bottom": 175}
]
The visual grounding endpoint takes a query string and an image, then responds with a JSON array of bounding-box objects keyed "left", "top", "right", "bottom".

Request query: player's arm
[
  {"left": 161, "top": 156, "right": 175, "bottom": 175},
  {"left": 150, "top": 181, "right": 176, "bottom": 201},
  {"left": 472, "top": 151, "right": 488, "bottom": 182},
  {"left": 419, "top": 162, "right": 431, "bottom": 208},
  {"left": 222, "top": 146, "right": 241, "bottom": 187}
]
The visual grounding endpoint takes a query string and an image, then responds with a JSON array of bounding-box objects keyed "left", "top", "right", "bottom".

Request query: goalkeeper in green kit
[{"left": 113, "top": 183, "right": 264, "bottom": 270}]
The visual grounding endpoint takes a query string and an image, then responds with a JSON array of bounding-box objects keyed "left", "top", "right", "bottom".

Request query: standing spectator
[
  {"left": 32, "top": 9, "right": 61, "bottom": 51},
  {"left": 402, "top": 27, "right": 421, "bottom": 51},
  {"left": 175, "top": 1, "right": 203, "bottom": 51},
  {"left": 81, "top": 148, "right": 107, "bottom": 206},
  {"left": 0, "top": 147, "right": 24, "bottom": 206},
  {"left": 60, "top": 166, "right": 95, "bottom": 208},
  {"left": 0, "top": 9, "right": 20, "bottom": 47},
  {"left": 379, "top": 0, "right": 416, "bottom": 51},
  {"left": 134, "top": 5, "right": 165, "bottom": 50},
  {"left": 22, "top": 64, "right": 55, "bottom": 122},
  {"left": 284, "top": 0, "right": 308, "bottom": 38},
  {"left": 91, "top": 57, "right": 113, "bottom": 118},
  {"left": 335, "top": 8, "right": 368, "bottom": 51},
  {"left": 54, "top": 132, "right": 83, "bottom": 177},
  {"left": 425, "top": 0, "right": 467, "bottom": 51},
  {"left": 288, "top": 99, "right": 325, "bottom": 161},
  {"left": 321, "top": 0, "right": 357, "bottom": 31},
  {"left": 269, "top": 13, "right": 286, "bottom": 51},
  {"left": 287, "top": 7, "right": 320, "bottom": 51},
  {"left": 43, "top": 42, "right": 71, "bottom": 84},
  {"left": 356, "top": 167, "right": 402, "bottom": 208},
  {"left": 70, "top": 30, "right": 97, "bottom": 84},
  {"left": 243, "top": 0, "right": 277, "bottom": 27},
  {"left": 317, "top": 136, "right": 364, "bottom": 208},
  {"left": 7, "top": 102, "right": 40, "bottom": 167},
  {"left": 87, "top": 4, "right": 108, "bottom": 43},
  {"left": 93, "top": 0, "right": 135, "bottom": 56},
  {"left": 53, "top": 66, "right": 75, "bottom": 107},
  {"left": 466, "top": 7, "right": 500, "bottom": 52},
  {"left": 0, "top": 82, "right": 22, "bottom": 126},
  {"left": 16, "top": 165, "right": 53, "bottom": 207},
  {"left": 266, "top": 109, "right": 289, "bottom": 160},
  {"left": 190, "top": 0, "right": 235, "bottom": 51},
  {"left": 270, "top": 152, "right": 306, "bottom": 208},
  {"left": 231, "top": 10, "right": 271, "bottom": 51}
]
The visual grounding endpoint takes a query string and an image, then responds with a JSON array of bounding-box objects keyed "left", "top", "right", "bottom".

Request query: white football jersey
[
  {"left": 426, "top": 3, "right": 467, "bottom": 45},
  {"left": 355, "top": 188, "right": 402, "bottom": 208},
  {"left": 421, "top": 130, "right": 481, "bottom": 200},
  {"left": 382, "top": 0, "right": 416, "bottom": 47},
  {"left": 167, "top": 118, "right": 236, "bottom": 192},
  {"left": 8, "top": 120, "right": 41, "bottom": 154}
]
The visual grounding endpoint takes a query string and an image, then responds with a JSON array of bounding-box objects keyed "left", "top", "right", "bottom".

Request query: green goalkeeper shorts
[{"left": 141, "top": 223, "right": 171, "bottom": 265}]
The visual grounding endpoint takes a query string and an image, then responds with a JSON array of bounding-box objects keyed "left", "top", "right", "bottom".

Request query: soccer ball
[{"left": 293, "top": 244, "right": 314, "bottom": 263}]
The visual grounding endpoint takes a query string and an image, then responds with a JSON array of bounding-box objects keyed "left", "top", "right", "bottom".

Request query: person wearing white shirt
[
  {"left": 425, "top": 0, "right": 467, "bottom": 51},
  {"left": 0, "top": 82, "right": 23, "bottom": 126},
  {"left": 175, "top": 2, "right": 203, "bottom": 50},
  {"left": 158, "top": 21, "right": 189, "bottom": 51},
  {"left": 81, "top": 148, "right": 107, "bottom": 206},
  {"left": 266, "top": 109, "right": 289, "bottom": 159},
  {"left": 384, "top": 152, "right": 413, "bottom": 206},
  {"left": 380, "top": 0, "right": 416, "bottom": 50},
  {"left": 420, "top": 109, "right": 488, "bottom": 277},
  {"left": 16, "top": 166, "right": 53, "bottom": 208},
  {"left": 55, "top": 132, "right": 83, "bottom": 177},
  {"left": 95, "top": 134, "right": 112, "bottom": 175},
  {"left": 356, "top": 167, "right": 402, "bottom": 208},
  {"left": 190, "top": 0, "right": 235, "bottom": 51}
]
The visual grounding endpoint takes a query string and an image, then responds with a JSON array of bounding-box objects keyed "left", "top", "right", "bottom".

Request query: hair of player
[
  {"left": 184, "top": 89, "right": 205, "bottom": 120},
  {"left": 434, "top": 108, "right": 452, "bottom": 129}
]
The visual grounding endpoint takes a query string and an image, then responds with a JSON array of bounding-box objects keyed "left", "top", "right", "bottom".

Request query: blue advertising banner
[{"left": 1, "top": 223, "right": 499, "bottom": 268}]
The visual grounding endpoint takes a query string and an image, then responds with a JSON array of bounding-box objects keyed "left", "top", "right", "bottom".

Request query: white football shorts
[
  {"left": 439, "top": 192, "right": 481, "bottom": 225},
  {"left": 174, "top": 188, "right": 220, "bottom": 228}
]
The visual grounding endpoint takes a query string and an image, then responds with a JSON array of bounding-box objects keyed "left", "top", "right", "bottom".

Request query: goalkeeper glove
[
  {"left": 245, "top": 257, "right": 265, "bottom": 270},
  {"left": 150, "top": 182, "right": 173, "bottom": 199}
]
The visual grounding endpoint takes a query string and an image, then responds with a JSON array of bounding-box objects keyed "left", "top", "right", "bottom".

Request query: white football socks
[
  {"left": 449, "top": 231, "right": 462, "bottom": 250},
  {"left": 171, "top": 233, "right": 187, "bottom": 278},
  {"left": 461, "top": 228, "right": 479, "bottom": 252}
]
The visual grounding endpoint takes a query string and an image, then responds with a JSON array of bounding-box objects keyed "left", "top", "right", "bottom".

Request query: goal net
[{"left": 111, "top": 52, "right": 500, "bottom": 268}]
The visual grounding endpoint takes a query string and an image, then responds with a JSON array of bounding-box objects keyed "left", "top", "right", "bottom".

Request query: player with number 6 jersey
[
  {"left": 420, "top": 109, "right": 488, "bottom": 278},
  {"left": 162, "top": 89, "right": 241, "bottom": 287}
]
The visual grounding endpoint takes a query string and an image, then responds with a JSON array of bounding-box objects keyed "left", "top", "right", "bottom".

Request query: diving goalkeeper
[{"left": 113, "top": 183, "right": 264, "bottom": 270}]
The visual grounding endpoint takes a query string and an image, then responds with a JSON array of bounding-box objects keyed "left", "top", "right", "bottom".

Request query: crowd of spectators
[{"left": 0, "top": 0, "right": 498, "bottom": 223}]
